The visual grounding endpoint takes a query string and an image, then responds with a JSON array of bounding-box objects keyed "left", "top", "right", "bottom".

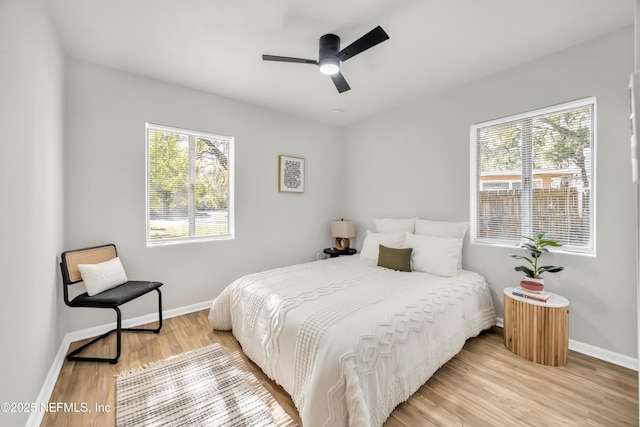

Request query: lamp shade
[{"left": 331, "top": 220, "right": 355, "bottom": 238}]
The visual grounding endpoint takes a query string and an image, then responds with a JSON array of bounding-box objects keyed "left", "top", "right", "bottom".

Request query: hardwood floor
[{"left": 41, "top": 310, "right": 638, "bottom": 426}]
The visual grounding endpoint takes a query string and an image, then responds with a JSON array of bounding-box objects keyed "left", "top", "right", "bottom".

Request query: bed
[{"left": 209, "top": 248, "right": 496, "bottom": 426}]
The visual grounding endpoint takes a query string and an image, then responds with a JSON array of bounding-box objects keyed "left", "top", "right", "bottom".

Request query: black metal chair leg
[
  {"left": 67, "top": 307, "right": 121, "bottom": 364},
  {"left": 114, "top": 306, "right": 122, "bottom": 364},
  {"left": 157, "top": 288, "right": 162, "bottom": 332},
  {"left": 66, "top": 329, "right": 115, "bottom": 362},
  {"left": 122, "top": 289, "right": 163, "bottom": 334},
  {"left": 66, "top": 290, "right": 162, "bottom": 364}
]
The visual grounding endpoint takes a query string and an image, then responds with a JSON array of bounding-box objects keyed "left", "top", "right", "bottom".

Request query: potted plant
[{"left": 510, "top": 231, "right": 564, "bottom": 292}]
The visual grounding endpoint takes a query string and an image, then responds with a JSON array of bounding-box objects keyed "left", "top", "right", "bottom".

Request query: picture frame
[{"left": 278, "top": 155, "right": 305, "bottom": 193}]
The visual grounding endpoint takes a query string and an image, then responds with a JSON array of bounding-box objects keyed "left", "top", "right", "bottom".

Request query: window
[
  {"left": 471, "top": 98, "right": 595, "bottom": 253},
  {"left": 146, "top": 123, "right": 233, "bottom": 246}
]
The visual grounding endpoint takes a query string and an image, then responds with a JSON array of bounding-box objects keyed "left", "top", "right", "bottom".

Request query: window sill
[
  {"left": 470, "top": 239, "right": 596, "bottom": 257},
  {"left": 146, "top": 235, "right": 234, "bottom": 247}
]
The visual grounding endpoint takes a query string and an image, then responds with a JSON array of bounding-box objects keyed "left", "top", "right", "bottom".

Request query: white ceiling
[{"left": 46, "top": 0, "right": 634, "bottom": 126}]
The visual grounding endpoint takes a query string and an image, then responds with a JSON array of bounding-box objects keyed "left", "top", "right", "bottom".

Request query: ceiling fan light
[{"left": 319, "top": 59, "right": 339, "bottom": 75}]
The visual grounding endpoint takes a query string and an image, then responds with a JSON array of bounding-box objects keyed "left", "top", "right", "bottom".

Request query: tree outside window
[{"left": 146, "top": 124, "right": 233, "bottom": 245}]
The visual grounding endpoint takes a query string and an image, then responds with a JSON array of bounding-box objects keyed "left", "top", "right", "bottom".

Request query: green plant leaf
[
  {"left": 530, "top": 248, "right": 548, "bottom": 258},
  {"left": 511, "top": 255, "right": 534, "bottom": 266},
  {"left": 539, "top": 240, "right": 562, "bottom": 247},
  {"left": 538, "top": 265, "right": 564, "bottom": 274},
  {"left": 514, "top": 266, "right": 535, "bottom": 277},
  {"left": 519, "top": 242, "right": 537, "bottom": 251}
]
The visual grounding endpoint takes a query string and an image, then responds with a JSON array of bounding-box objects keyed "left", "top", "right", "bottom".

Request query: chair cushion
[{"left": 71, "top": 281, "right": 162, "bottom": 307}]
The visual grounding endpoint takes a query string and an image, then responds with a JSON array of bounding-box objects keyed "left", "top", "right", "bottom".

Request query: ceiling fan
[{"left": 262, "top": 26, "right": 389, "bottom": 93}]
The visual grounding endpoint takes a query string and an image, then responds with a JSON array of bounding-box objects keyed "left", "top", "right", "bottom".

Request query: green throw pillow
[{"left": 377, "top": 245, "right": 412, "bottom": 272}]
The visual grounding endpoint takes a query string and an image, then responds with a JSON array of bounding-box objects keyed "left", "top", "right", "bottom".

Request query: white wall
[
  {"left": 0, "top": 0, "right": 65, "bottom": 425},
  {"left": 62, "top": 60, "right": 342, "bottom": 331},
  {"left": 634, "top": 2, "right": 640, "bottom": 417},
  {"left": 343, "top": 27, "right": 637, "bottom": 357}
]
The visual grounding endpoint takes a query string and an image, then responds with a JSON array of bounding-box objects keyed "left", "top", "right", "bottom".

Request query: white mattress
[{"left": 209, "top": 256, "right": 496, "bottom": 427}]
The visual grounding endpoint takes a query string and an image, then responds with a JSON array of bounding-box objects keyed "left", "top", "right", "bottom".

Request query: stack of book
[{"left": 512, "top": 286, "right": 551, "bottom": 303}]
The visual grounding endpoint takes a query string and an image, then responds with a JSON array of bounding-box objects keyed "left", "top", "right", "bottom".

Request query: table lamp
[{"left": 331, "top": 219, "right": 356, "bottom": 251}]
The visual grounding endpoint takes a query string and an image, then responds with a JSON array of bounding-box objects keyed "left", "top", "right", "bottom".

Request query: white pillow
[
  {"left": 415, "top": 219, "right": 468, "bottom": 268},
  {"left": 373, "top": 217, "right": 418, "bottom": 234},
  {"left": 415, "top": 219, "right": 469, "bottom": 239},
  {"left": 360, "top": 230, "right": 406, "bottom": 261},
  {"left": 404, "top": 232, "right": 462, "bottom": 277},
  {"left": 77, "top": 257, "right": 128, "bottom": 296}
]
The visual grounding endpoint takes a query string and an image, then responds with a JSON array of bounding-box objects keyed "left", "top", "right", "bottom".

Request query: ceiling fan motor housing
[
  {"left": 318, "top": 34, "right": 340, "bottom": 74},
  {"left": 319, "top": 34, "right": 340, "bottom": 72},
  {"left": 319, "top": 34, "right": 340, "bottom": 59}
]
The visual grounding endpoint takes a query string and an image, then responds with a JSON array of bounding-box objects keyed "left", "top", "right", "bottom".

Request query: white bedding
[{"left": 209, "top": 256, "right": 496, "bottom": 427}]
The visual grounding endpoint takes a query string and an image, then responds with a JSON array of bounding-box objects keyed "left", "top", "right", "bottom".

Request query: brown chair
[{"left": 60, "top": 244, "right": 162, "bottom": 364}]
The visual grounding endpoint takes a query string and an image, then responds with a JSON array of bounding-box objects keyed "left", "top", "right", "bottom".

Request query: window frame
[
  {"left": 470, "top": 97, "right": 596, "bottom": 254},
  {"left": 145, "top": 123, "right": 234, "bottom": 247}
]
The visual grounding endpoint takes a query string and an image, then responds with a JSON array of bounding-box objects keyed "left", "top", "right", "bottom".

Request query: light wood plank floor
[{"left": 42, "top": 310, "right": 638, "bottom": 426}]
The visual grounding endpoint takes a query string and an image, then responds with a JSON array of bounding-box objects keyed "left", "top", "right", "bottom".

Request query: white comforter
[{"left": 209, "top": 256, "right": 496, "bottom": 427}]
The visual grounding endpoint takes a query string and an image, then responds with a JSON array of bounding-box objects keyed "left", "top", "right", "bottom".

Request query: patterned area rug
[{"left": 116, "top": 344, "right": 295, "bottom": 427}]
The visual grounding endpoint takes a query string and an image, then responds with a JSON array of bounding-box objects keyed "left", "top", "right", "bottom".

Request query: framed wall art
[{"left": 278, "top": 155, "right": 305, "bottom": 193}]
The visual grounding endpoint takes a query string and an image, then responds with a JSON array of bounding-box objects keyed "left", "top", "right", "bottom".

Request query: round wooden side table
[{"left": 503, "top": 287, "right": 570, "bottom": 366}]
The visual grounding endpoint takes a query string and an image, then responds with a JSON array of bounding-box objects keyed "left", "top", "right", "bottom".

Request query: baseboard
[
  {"left": 568, "top": 339, "right": 638, "bottom": 371},
  {"left": 495, "top": 317, "right": 638, "bottom": 371},
  {"left": 25, "top": 300, "right": 213, "bottom": 427}
]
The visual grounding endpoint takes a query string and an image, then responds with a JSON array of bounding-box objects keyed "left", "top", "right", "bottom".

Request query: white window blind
[
  {"left": 146, "top": 123, "right": 234, "bottom": 246},
  {"left": 471, "top": 98, "right": 595, "bottom": 253}
]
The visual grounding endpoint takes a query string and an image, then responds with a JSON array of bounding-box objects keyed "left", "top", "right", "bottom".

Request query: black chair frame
[{"left": 60, "top": 244, "right": 163, "bottom": 364}]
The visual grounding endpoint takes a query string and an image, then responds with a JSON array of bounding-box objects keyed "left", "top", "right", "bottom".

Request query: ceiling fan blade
[
  {"left": 336, "top": 26, "right": 389, "bottom": 62},
  {"left": 330, "top": 71, "right": 351, "bottom": 93},
  {"left": 262, "top": 54, "right": 317, "bottom": 65}
]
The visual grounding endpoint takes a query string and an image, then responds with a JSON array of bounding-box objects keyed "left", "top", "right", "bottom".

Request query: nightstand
[
  {"left": 503, "top": 287, "right": 570, "bottom": 366},
  {"left": 323, "top": 248, "right": 357, "bottom": 258}
]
